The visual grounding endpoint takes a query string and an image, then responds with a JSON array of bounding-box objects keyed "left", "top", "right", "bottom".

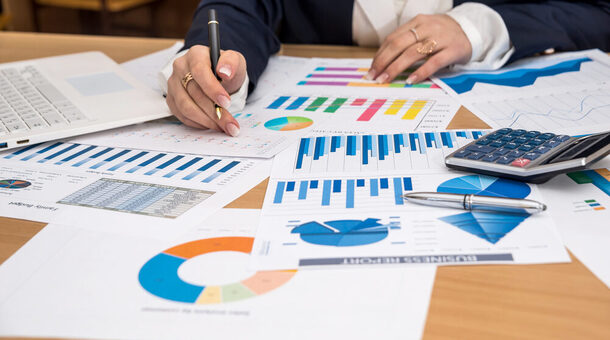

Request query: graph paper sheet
[
  {"left": 432, "top": 49, "right": 610, "bottom": 132},
  {"left": 249, "top": 132, "right": 570, "bottom": 270},
  {"left": 0, "top": 141, "right": 270, "bottom": 237},
  {"left": 0, "top": 210, "right": 436, "bottom": 340}
]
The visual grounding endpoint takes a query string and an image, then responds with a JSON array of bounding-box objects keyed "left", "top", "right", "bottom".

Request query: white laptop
[{"left": 0, "top": 51, "right": 170, "bottom": 151}]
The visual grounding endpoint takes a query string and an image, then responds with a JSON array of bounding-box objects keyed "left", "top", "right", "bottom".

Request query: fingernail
[
  {"left": 225, "top": 122, "right": 240, "bottom": 137},
  {"left": 365, "top": 69, "right": 376, "bottom": 80},
  {"left": 406, "top": 74, "right": 418, "bottom": 85},
  {"left": 218, "top": 66, "right": 232, "bottom": 78},
  {"left": 217, "top": 95, "right": 231, "bottom": 110},
  {"left": 376, "top": 73, "right": 389, "bottom": 84}
]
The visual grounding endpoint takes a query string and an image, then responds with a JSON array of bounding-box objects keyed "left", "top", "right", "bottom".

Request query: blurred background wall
[{"left": 1, "top": 0, "right": 201, "bottom": 38}]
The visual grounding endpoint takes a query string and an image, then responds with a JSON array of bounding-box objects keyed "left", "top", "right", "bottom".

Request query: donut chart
[
  {"left": 264, "top": 116, "right": 313, "bottom": 131},
  {"left": 138, "top": 237, "right": 296, "bottom": 304},
  {"left": 0, "top": 179, "right": 31, "bottom": 189}
]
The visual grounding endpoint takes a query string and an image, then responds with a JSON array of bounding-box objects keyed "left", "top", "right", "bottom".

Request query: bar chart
[
  {"left": 293, "top": 131, "right": 486, "bottom": 173},
  {"left": 58, "top": 178, "right": 213, "bottom": 218},
  {"left": 297, "top": 66, "right": 440, "bottom": 89},
  {"left": 567, "top": 168, "right": 610, "bottom": 196},
  {"left": 265, "top": 95, "right": 437, "bottom": 123},
  {"left": 4, "top": 142, "right": 257, "bottom": 186},
  {"left": 269, "top": 176, "right": 413, "bottom": 210}
]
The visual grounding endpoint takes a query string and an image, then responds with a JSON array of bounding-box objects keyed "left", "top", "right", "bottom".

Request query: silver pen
[{"left": 402, "top": 192, "right": 546, "bottom": 214}]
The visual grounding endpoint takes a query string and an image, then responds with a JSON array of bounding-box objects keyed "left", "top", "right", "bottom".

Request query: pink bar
[
  {"left": 351, "top": 98, "right": 367, "bottom": 106},
  {"left": 430, "top": 84, "right": 441, "bottom": 89},
  {"left": 357, "top": 99, "right": 386, "bottom": 121}
]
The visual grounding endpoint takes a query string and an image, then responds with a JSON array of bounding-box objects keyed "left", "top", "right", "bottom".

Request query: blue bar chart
[
  {"left": 293, "top": 130, "right": 486, "bottom": 173},
  {"left": 270, "top": 176, "right": 413, "bottom": 210},
  {"left": 4, "top": 142, "right": 254, "bottom": 185}
]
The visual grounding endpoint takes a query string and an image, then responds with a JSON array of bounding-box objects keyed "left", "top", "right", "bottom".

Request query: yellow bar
[
  {"left": 594, "top": 168, "right": 610, "bottom": 181},
  {"left": 402, "top": 100, "right": 427, "bottom": 120},
  {"left": 384, "top": 99, "right": 407, "bottom": 115},
  {"left": 357, "top": 67, "right": 370, "bottom": 72}
]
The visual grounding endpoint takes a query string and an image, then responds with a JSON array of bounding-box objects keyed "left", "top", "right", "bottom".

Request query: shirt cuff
[
  {"left": 447, "top": 2, "right": 514, "bottom": 70},
  {"left": 158, "top": 48, "right": 249, "bottom": 113}
]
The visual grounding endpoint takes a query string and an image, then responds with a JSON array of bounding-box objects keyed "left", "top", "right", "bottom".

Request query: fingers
[
  {"left": 186, "top": 45, "right": 232, "bottom": 111},
  {"left": 185, "top": 80, "right": 241, "bottom": 137},
  {"left": 167, "top": 73, "right": 222, "bottom": 131},
  {"left": 380, "top": 44, "right": 426, "bottom": 84},
  {"left": 409, "top": 49, "right": 455, "bottom": 84},
  {"left": 216, "top": 50, "right": 248, "bottom": 94},
  {"left": 368, "top": 27, "right": 419, "bottom": 82}
]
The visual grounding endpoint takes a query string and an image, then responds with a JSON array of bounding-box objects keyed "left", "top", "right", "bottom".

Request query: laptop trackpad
[{"left": 67, "top": 72, "right": 133, "bottom": 96}]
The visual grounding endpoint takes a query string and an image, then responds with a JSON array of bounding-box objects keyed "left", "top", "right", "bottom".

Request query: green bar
[
  {"left": 413, "top": 83, "right": 432, "bottom": 88},
  {"left": 567, "top": 171, "right": 593, "bottom": 184},
  {"left": 389, "top": 83, "right": 405, "bottom": 88},
  {"left": 584, "top": 199, "right": 597, "bottom": 203},
  {"left": 324, "top": 98, "right": 348, "bottom": 113},
  {"left": 305, "top": 97, "right": 328, "bottom": 111}
]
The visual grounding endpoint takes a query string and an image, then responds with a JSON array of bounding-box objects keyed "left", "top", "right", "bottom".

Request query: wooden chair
[{"left": 32, "top": 0, "right": 161, "bottom": 36}]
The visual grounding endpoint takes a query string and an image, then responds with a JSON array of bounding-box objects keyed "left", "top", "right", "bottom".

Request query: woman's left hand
[{"left": 368, "top": 14, "right": 472, "bottom": 84}]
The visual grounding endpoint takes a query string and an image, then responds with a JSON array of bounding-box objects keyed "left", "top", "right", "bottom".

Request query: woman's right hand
[{"left": 166, "top": 45, "right": 247, "bottom": 137}]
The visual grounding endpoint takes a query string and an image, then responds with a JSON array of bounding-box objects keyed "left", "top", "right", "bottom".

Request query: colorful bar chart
[
  {"left": 271, "top": 176, "right": 413, "bottom": 210},
  {"left": 567, "top": 168, "right": 610, "bottom": 196},
  {"left": 297, "top": 66, "right": 441, "bottom": 88},
  {"left": 4, "top": 142, "right": 253, "bottom": 185},
  {"left": 293, "top": 131, "right": 486, "bottom": 173},
  {"left": 265, "top": 95, "right": 435, "bottom": 122}
]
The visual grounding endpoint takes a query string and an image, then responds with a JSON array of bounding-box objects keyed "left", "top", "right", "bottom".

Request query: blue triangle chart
[{"left": 437, "top": 175, "right": 532, "bottom": 244}]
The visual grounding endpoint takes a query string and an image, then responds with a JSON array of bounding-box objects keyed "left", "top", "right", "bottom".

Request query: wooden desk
[{"left": 0, "top": 32, "right": 608, "bottom": 340}]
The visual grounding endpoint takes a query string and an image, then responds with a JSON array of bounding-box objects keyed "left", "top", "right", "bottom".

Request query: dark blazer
[{"left": 183, "top": 0, "right": 610, "bottom": 92}]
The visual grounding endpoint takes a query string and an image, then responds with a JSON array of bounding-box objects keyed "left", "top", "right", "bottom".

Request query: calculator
[{"left": 445, "top": 128, "right": 610, "bottom": 183}]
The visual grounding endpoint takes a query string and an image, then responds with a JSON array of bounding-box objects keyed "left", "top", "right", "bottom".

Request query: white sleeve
[
  {"left": 446, "top": 2, "right": 515, "bottom": 71},
  {"left": 158, "top": 48, "right": 249, "bottom": 113}
]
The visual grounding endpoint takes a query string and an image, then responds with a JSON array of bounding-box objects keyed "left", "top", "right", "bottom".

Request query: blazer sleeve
[
  {"left": 491, "top": 1, "right": 610, "bottom": 62},
  {"left": 182, "top": 0, "right": 283, "bottom": 93}
]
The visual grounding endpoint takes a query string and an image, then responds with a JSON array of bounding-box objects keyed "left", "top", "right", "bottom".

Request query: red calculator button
[{"left": 511, "top": 158, "right": 530, "bottom": 167}]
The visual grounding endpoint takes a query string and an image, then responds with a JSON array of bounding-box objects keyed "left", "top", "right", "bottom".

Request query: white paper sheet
[
  {"left": 0, "top": 141, "right": 270, "bottom": 238},
  {"left": 540, "top": 157, "right": 610, "bottom": 288},
  {"left": 0, "top": 209, "right": 436, "bottom": 340},
  {"left": 250, "top": 131, "right": 570, "bottom": 270},
  {"left": 432, "top": 49, "right": 610, "bottom": 132}
]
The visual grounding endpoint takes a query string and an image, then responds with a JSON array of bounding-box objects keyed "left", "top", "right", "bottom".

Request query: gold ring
[
  {"left": 181, "top": 72, "right": 194, "bottom": 90},
  {"left": 409, "top": 28, "right": 420, "bottom": 42},
  {"left": 417, "top": 39, "right": 437, "bottom": 55}
]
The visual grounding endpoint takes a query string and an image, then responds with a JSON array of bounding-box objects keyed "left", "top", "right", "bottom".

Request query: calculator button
[
  {"left": 524, "top": 131, "right": 540, "bottom": 138},
  {"left": 529, "top": 138, "right": 544, "bottom": 146},
  {"left": 475, "top": 138, "right": 491, "bottom": 145},
  {"left": 504, "top": 142, "right": 519, "bottom": 149},
  {"left": 482, "top": 154, "right": 500, "bottom": 162},
  {"left": 524, "top": 152, "right": 542, "bottom": 160},
  {"left": 545, "top": 140, "right": 562, "bottom": 148},
  {"left": 518, "top": 144, "right": 535, "bottom": 151},
  {"left": 554, "top": 135, "right": 570, "bottom": 142},
  {"left": 493, "top": 147, "right": 511, "bottom": 155},
  {"left": 453, "top": 150, "right": 470, "bottom": 158},
  {"left": 496, "top": 128, "right": 512, "bottom": 135},
  {"left": 496, "top": 156, "right": 516, "bottom": 164},
  {"left": 511, "top": 158, "right": 531, "bottom": 167},
  {"left": 466, "top": 144, "right": 495, "bottom": 153},
  {"left": 514, "top": 136, "right": 529, "bottom": 144},
  {"left": 534, "top": 146, "right": 551, "bottom": 154},
  {"left": 511, "top": 129, "right": 527, "bottom": 136},
  {"left": 489, "top": 140, "right": 505, "bottom": 148},
  {"left": 508, "top": 150, "right": 525, "bottom": 158},
  {"left": 538, "top": 133, "right": 555, "bottom": 140},
  {"left": 500, "top": 136, "right": 514, "bottom": 142},
  {"left": 486, "top": 133, "right": 502, "bottom": 140},
  {"left": 467, "top": 152, "right": 486, "bottom": 160}
]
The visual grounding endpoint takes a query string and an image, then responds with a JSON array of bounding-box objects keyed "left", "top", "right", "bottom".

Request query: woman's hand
[
  {"left": 166, "top": 45, "right": 247, "bottom": 136},
  {"left": 368, "top": 14, "right": 472, "bottom": 84}
]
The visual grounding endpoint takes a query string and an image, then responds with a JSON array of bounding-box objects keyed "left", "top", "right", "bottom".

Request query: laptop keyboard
[{"left": 0, "top": 65, "right": 87, "bottom": 135}]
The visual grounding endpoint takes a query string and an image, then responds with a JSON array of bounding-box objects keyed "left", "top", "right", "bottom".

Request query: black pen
[{"left": 208, "top": 9, "right": 222, "bottom": 120}]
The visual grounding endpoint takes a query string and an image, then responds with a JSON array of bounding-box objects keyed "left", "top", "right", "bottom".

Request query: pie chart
[
  {"left": 291, "top": 218, "right": 388, "bottom": 247},
  {"left": 437, "top": 175, "right": 531, "bottom": 244},
  {"left": 0, "top": 179, "right": 31, "bottom": 189},
  {"left": 264, "top": 116, "right": 313, "bottom": 131},
  {"left": 437, "top": 175, "right": 531, "bottom": 198},
  {"left": 138, "top": 237, "right": 296, "bottom": 304}
]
